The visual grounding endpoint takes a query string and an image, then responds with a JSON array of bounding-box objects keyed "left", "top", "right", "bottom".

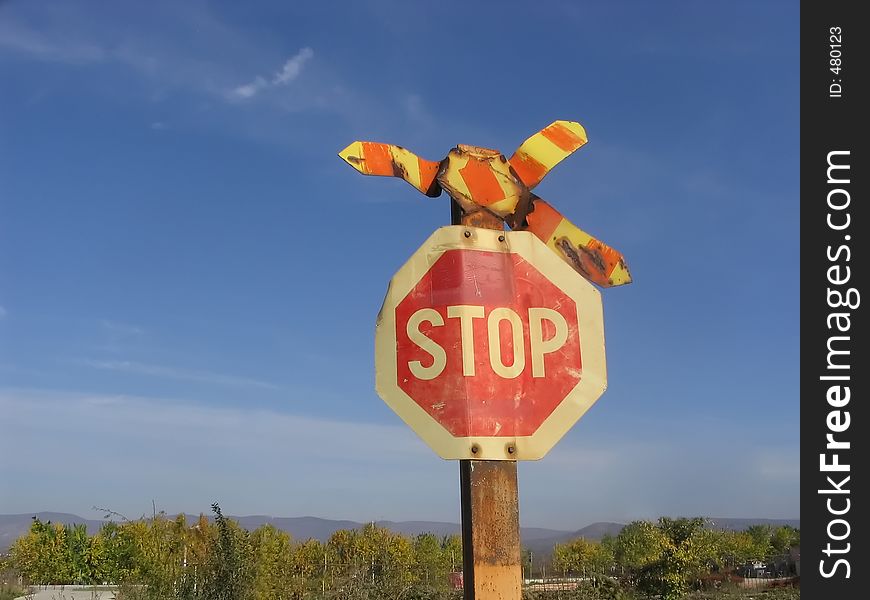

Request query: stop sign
[{"left": 375, "top": 226, "right": 606, "bottom": 460}]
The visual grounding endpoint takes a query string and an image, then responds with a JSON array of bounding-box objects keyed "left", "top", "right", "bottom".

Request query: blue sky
[{"left": 0, "top": 0, "right": 799, "bottom": 529}]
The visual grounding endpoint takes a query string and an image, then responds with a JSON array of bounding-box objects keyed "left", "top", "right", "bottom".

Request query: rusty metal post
[{"left": 453, "top": 202, "right": 522, "bottom": 600}]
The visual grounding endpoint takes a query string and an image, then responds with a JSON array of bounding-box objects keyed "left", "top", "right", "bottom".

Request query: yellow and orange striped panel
[
  {"left": 338, "top": 141, "right": 441, "bottom": 197},
  {"left": 525, "top": 199, "right": 631, "bottom": 287},
  {"left": 509, "top": 121, "right": 588, "bottom": 189},
  {"left": 437, "top": 145, "right": 526, "bottom": 219}
]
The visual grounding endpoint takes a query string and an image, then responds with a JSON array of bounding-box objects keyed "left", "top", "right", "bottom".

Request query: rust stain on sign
[
  {"left": 338, "top": 120, "right": 632, "bottom": 288},
  {"left": 375, "top": 226, "right": 608, "bottom": 461},
  {"left": 339, "top": 141, "right": 442, "bottom": 196}
]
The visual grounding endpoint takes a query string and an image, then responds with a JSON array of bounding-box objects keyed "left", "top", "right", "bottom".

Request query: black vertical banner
[{"left": 802, "top": 2, "right": 867, "bottom": 598}]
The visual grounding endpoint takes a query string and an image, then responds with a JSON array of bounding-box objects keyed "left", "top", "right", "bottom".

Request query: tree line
[
  {"left": 551, "top": 517, "right": 799, "bottom": 599},
  {"left": 5, "top": 504, "right": 462, "bottom": 600},
  {"left": 3, "top": 506, "right": 799, "bottom": 600}
]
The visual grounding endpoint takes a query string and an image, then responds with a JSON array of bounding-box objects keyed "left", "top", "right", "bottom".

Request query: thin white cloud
[
  {"left": 232, "top": 77, "right": 267, "bottom": 99},
  {"left": 79, "top": 359, "right": 281, "bottom": 390},
  {"left": 150, "top": 121, "right": 168, "bottom": 131},
  {"left": 0, "top": 388, "right": 799, "bottom": 527},
  {"left": 0, "top": 305, "right": 6, "bottom": 319},
  {"left": 0, "top": 11, "right": 313, "bottom": 107},
  {"left": 0, "top": 20, "right": 105, "bottom": 64},
  {"left": 273, "top": 48, "right": 314, "bottom": 84},
  {"left": 0, "top": 7, "right": 403, "bottom": 142},
  {"left": 0, "top": 388, "right": 442, "bottom": 521},
  {"left": 229, "top": 47, "right": 314, "bottom": 100},
  {"left": 0, "top": 388, "right": 424, "bottom": 462}
]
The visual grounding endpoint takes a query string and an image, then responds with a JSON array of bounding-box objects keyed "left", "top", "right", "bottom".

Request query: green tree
[
  {"left": 249, "top": 525, "right": 294, "bottom": 600},
  {"left": 98, "top": 521, "right": 139, "bottom": 584},
  {"left": 613, "top": 521, "right": 667, "bottom": 575},
  {"left": 65, "top": 523, "right": 90, "bottom": 583},
  {"left": 129, "top": 513, "right": 186, "bottom": 598},
  {"left": 553, "top": 538, "right": 611, "bottom": 577},
  {"left": 636, "top": 517, "right": 708, "bottom": 600},
  {"left": 83, "top": 533, "right": 110, "bottom": 584},
  {"left": 599, "top": 533, "right": 617, "bottom": 562},
  {"left": 441, "top": 535, "right": 462, "bottom": 574},
  {"left": 356, "top": 523, "right": 417, "bottom": 597},
  {"left": 770, "top": 525, "right": 800, "bottom": 556},
  {"left": 414, "top": 533, "right": 445, "bottom": 587},
  {"left": 327, "top": 528, "right": 358, "bottom": 565},
  {"left": 9, "top": 518, "right": 78, "bottom": 585},
  {"left": 378, "top": 530, "right": 417, "bottom": 599},
  {"left": 746, "top": 524, "right": 774, "bottom": 559},
  {"left": 112, "top": 510, "right": 221, "bottom": 600},
  {"left": 199, "top": 503, "right": 252, "bottom": 600},
  {"left": 294, "top": 538, "right": 326, "bottom": 597},
  {"left": 8, "top": 520, "right": 41, "bottom": 584}
]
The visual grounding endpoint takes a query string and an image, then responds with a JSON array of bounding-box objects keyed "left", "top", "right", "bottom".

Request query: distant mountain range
[{"left": 0, "top": 512, "right": 799, "bottom": 555}]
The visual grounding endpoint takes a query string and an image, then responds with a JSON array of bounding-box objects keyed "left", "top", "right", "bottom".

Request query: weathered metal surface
[
  {"left": 338, "top": 141, "right": 442, "bottom": 196},
  {"left": 338, "top": 120, "right": 632, "bottom": 288},
  {"left": 437, "top": 145, "right": 528, "bottom": 221},
  {"left": 460, "top": 460, "right": 522, "bottom": 600},
  {"left": 374, "top": 225, "right": 607, "bottom": 461},
  {"left": 508, "top": 120, "right": 587, "bottom": 189},
  {"left": 525, "top": 200, "right": 632, "bottom": 287},
  {"left": 457, "top": 207, "right": 505, "bottom": 230}
]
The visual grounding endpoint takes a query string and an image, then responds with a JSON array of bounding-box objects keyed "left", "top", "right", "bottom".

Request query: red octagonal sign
[{"left": 376, "top": 226, "right": 607, "bottom": 460}]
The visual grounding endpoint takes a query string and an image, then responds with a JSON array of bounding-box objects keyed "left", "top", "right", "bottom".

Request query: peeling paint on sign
[
  {"left": 339, "top": 120, "right": 632, "bottom": 288},
  {"left": 375, "top": 226, "right": 606, "bottom": 461}
]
